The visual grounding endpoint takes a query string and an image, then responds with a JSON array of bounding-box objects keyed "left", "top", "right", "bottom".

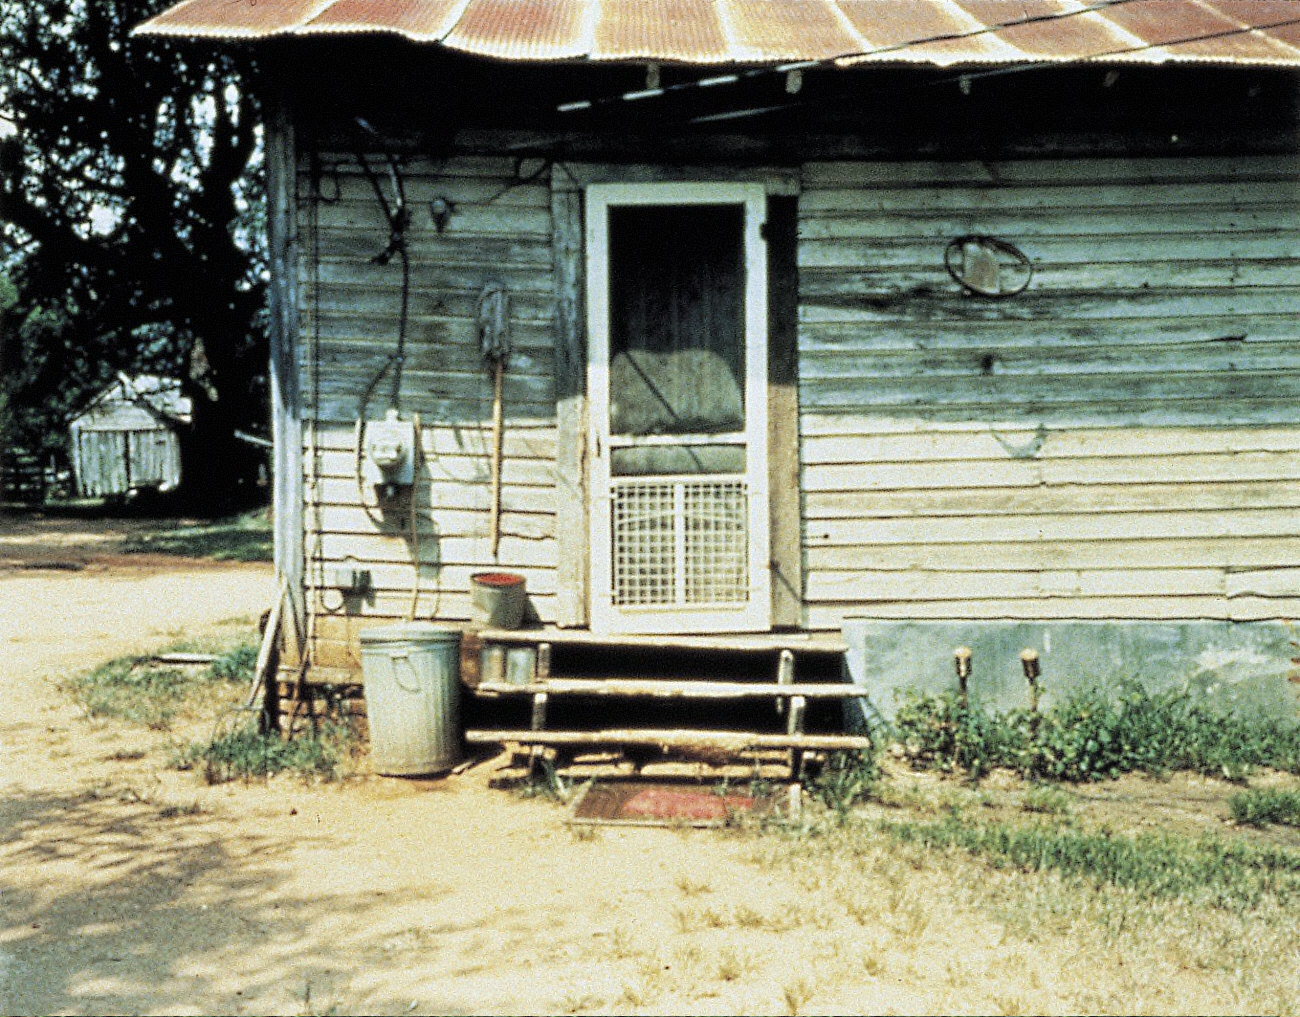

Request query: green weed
[
  {"left": 808, "top": 749, "right": 882, "bottom": 818},
  {"left": 205, "top": 643, "right": 258, "bottom": 682},
  {"left": 1228, "top": 787, "right": 1300, "bottom": 828},
  {"left": 892, "top": 685, "right": 1300, "bottom": 783},
  {"left": 174, "top": 721, "right": 350, "bottom": 783},
  {"left": 515, "top": 758, "right": 575, "bottom": 803}
]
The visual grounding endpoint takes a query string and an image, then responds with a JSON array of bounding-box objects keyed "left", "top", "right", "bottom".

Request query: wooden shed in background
[
  {"left": 137, "top": 1, "right": 1300, "bottom": 738},
  {"left": 69, "top": 374, "right": 190, "bottom": 498}
]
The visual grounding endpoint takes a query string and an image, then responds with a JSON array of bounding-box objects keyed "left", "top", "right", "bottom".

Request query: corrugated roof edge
[{"left": 132, "top": 0, "right": 1300, "bottom": 69}]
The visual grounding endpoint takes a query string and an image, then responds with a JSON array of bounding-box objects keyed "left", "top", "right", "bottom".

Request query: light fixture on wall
[{"left": 430, "top": 195, "right": 454, "bottom": 232}]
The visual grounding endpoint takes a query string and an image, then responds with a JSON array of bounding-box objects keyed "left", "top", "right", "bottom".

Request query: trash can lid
[{"left": 359, "top": 622, "right": 463, "bottom": 645}]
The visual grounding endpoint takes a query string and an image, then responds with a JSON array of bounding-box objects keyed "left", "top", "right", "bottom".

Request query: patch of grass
[
  {"left": 1229, "top": 787, "right": 1300, "bottom": 828},
  {"left": 745, "top": 784, "right": 1299, "bottom": 1014},
  {"left": 121, "top": 509, "right": 272, "bottom": 562},
  {"left": 882, "top": 815, "right": 1300, "bottom": 909},
  {"left": 174, "top": 721, "right": 350, "bottom": 783},
  {"left": 1022, "top": 783, "right": 1073, "bottom": 816},
  {"left": 66, "top": 656, "right": 192, "bottom": 729},
  {"left": 64, "top": 639, "right": 258, "bottom": 730},
  {"left": 893, "top": 685, "right": 1300, "bottom": 783}
]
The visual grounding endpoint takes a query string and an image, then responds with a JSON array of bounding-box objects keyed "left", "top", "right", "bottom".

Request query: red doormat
[{"left": 570, "top": 780, "right": 784, "bottom": 827}]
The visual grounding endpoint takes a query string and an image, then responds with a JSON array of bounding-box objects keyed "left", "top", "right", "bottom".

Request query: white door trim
[{"left": 585, "top": 182, "right": 771, "bottom": 634}]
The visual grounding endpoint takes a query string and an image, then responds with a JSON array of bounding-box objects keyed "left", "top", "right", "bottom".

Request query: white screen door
[{"left": 586, "top": 183, "right": 770, "bottom": 634}]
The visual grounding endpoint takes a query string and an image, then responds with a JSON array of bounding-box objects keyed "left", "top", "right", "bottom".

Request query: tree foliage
[{"left": 0, "top": 0, "right": 266, "bottom": 507}]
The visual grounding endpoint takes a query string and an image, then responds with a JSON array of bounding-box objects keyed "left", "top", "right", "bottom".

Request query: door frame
[{"left": 584, "top": 181, "right": 771, "bottom": 634}]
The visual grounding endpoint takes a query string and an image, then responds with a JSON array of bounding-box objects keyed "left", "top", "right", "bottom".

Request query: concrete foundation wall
[{"left": 843, "top": 619, "right": 1300, "bottom": 729}]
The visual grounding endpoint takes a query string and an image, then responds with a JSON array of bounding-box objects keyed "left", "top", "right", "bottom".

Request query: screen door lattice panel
[{"left": 610, "top": 479, "right": 750, "bottom": 608}]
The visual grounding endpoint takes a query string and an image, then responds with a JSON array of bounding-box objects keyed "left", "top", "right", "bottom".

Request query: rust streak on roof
[
  {"left": 134, "top": 0, "right": 1300, "bottom": 68},
  {"left": 445, "top": 0, "right": 593, "bottom": 60}
]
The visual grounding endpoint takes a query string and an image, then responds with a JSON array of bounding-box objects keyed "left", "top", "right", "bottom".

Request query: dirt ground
[{"left": 1, "top": 514, "right": 1296, "bottom": 1016}]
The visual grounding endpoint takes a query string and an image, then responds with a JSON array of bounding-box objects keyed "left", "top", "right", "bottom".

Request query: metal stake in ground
[
  {"left": 1021, "top": 648, "right": 1042, "bottom": 715},
  {"left": 953, "top": 645, "right": 972, "bottom": 709}
]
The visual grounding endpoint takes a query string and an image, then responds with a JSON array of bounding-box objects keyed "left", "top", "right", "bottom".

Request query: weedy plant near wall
[
  {"left": 173, "top": 721, "right": 352, "bottom": 784},
  {"left": 891, "top": 684, "right": 1300, "bottom": 782}
]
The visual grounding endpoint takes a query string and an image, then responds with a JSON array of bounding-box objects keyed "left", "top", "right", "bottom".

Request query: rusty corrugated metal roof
[{"left": 135, "top": 0, "right": 1300, "bottom": 68}]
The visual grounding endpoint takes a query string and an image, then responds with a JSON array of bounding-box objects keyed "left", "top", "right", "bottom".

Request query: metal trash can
[{"left": 359, "top": 623, "right": 463, "bottom": 776}]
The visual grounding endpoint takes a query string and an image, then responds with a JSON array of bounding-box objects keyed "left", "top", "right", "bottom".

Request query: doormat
[{"left": 570, "top": 780, "right": 785, "bottom": 828}]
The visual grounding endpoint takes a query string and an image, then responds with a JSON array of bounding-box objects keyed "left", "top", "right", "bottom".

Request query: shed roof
[
  {"left": 71, "top": 375, "right": 192, "bottom": 429},
  {"left": 136, "top": 0, "right": 1300, "bottom": 68}
]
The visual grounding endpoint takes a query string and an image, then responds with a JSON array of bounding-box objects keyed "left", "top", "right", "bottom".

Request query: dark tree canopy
[{"left": 1, "top": 0, "right": 267, "bottom": 509}]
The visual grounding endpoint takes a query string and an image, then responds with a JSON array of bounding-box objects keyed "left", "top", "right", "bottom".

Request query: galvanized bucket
[
  {"left": 469, "top": 571, "right": 527, "bottom": 629},
  {"left": 359, "top": 623, "right": 463, "bottom": 776}
]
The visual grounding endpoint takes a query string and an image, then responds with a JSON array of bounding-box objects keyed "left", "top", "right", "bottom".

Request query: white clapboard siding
[
  {"left": 307, "top": 560, "right": 559, "bottom": 596},
  {"left": 799, "top": 155, "right": 1300, "bottom": 629},
  {"left": 807, "top": 481, "right": 1300, "bottom": 520},
  {"left": 310, "top": 421, "right": 557, "bottom": 457},
  {"left": 801, "top": 425, "right": 1300, "bottom": 461},
  {"left": 298, "top": 155, "right": 558, "bottom": 642},
  {"left": 311, "top": 591, "right": 558, "bottom": 628},
  {"left": 804, "top": 536, "right": 1300, "bottom": 573},
  {"left": 804, "top": 595, "right": 1295, "bottom": 629}
]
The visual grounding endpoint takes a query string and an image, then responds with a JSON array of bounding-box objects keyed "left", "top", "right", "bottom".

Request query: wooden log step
[
  {"left": 476, "top": 627, "right": 848, "bottom": 654},
  {"left": 464, "top": 729, "right": 872, "bottom": 752},
  {"left": 473, "top": 679, "right": 872, "bottom": 699}
]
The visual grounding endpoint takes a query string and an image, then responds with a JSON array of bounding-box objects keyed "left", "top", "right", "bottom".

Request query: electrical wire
[
  {"left": 354, "top": 145, "right": 411, "bottom": 415},
  {"left": 687, "top": 14, "right": 1300, "bottom": 126},
  {"left": 556, "top": 0, "right": 1147, "bottom": 113},
  {"left": 925, "top": 14, "right": 1300, "bottom": 91},
  {"left": 407, "top": 412, "right": 423, "bottom": 621}
]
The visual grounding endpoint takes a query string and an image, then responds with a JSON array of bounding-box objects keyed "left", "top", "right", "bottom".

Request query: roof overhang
[{"left": 134, "top": 0, "right": 1300, "bottom": 70}]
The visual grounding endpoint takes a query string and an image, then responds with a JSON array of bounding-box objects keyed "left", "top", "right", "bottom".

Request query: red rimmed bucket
[{"left": 470, "top": 571, "right": 527, "bottom": 629}]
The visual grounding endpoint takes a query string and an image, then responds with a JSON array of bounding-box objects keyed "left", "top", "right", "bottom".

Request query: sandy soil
[{"left": 1, "top": 514, "right": 1295, "bottom": 1016}]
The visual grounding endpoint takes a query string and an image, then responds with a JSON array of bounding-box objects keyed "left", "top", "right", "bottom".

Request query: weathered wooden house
[
  {"left": 138, "top": 1, "right": 1300, "bottom": 735},
  {"left": 68, "top": 374, "right": 190, "bottom": 498}
]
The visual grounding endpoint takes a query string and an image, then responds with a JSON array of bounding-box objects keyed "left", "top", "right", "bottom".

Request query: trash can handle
[{"left": 389, "top": 648, "right": 422, "bottom": 694}]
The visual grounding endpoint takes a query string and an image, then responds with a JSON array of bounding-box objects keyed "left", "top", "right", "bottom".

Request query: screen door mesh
[{"left": 611, "top": 479, "right": 749, "bottom": 607}]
